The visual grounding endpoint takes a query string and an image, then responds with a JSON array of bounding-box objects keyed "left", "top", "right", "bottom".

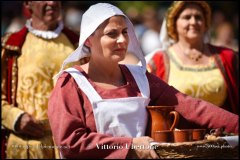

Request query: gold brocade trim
[
  {"left": 1, "top": 33, "right": 11, "bottom": 46},
  {"left": 5, "top": 45, "right": 20, "bottom": 51},
  {"left": 1, "top": 33, "right": 21, "bottom": 52},
  {"left": 11, "top": 56, "right": 18, "bottom": 105}
]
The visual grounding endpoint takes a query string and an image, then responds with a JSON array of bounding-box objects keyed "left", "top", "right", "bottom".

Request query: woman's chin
[
  {"left": 187, "top": 34, "right": 203, "bottom": 41},
  {"left": 185, "top": 37, "right": 202, "bottom": 43},
  {"left": 112, "top": 56, "right": 125, "bottom": 62}
]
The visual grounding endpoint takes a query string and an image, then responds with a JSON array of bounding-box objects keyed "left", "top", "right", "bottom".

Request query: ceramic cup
[
  {"left": 192, "top": 129, "right": 206, "bottom": 141},
  {"left": 154, "top": 130, "right": 174, "bottom": 143},
  {"left": 174, "top": 129, "right": 193, "bottom": 142}
]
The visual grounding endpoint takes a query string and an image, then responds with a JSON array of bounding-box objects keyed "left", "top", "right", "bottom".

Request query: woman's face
[
  {"left": 176, "top": 4, "right": 206, "bottom": 42},
  {"left": 87, "top": 16, "right": 129, "bottom": 63}
]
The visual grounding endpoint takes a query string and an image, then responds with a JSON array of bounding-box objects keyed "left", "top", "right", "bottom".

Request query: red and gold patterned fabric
[{"left": 1, "top": 26, "right": 79, "bottom": 159}]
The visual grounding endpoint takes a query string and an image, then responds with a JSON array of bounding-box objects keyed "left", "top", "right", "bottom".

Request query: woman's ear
[{"left": 84, "top": 39, "right": 91, "bottom": 47}]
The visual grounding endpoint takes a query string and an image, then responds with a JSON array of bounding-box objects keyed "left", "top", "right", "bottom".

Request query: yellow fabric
[
  {"left": 17, "top": 32, "right": 75, "bottom": 120},
  {"left": 2, "top": 48, "right": 25, "bottom": 131},
  {"left": 168, "top": 48, "right": 227, "bottom": 106},
  {"left": 3, "top": 32, "right": 76, "bottom": 159},
  {"left": 2, "top": 104, "right": 24, "bottom": 131}
]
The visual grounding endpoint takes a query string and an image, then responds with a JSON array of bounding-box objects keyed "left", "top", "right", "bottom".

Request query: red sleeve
[
  {"left": 213, "top": 45, "right": 238, "bottom": 113},
  {"left": 48, "top": 72, "right": 132, "bottom": 159},
  {"left": 147, "top": 72, "right": 238, "bottom": 133},
  {"left": 147, "top": 51, "right": 166, "bottom": 80}
]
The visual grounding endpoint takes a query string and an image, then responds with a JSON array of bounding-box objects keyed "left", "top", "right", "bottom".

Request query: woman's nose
[
  {"left": 46, "top": 1, "right": 55, "bottom": 4},
  {"left": 117, "top": 34, "right": 127, "bottom": 43},
  {"left": 46, "top": 1, "right": 58, "bottom": 5},
  {"left": 189, "top": 16, "right": 197, "bottom": 24}
]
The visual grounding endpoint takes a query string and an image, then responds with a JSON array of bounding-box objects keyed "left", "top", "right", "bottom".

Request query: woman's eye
[
  {"left": 106, "top": 32, "right": 117, "bottom": 37},
  {"left": 105, "top": 29, "right": 128, "bottom": 38},
  {"left": 123, "top": 30, "right": 128, "bottom": 34},
  {"left": 183, "top": 15, "right": 191, "bottom": 20},
  {"left": 195, "top": 15, "right": 203, "bottom": 21}
]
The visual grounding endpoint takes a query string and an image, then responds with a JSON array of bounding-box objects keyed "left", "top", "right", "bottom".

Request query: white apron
[{"left": 65, "top": 65, "right": 150, "bottom": 137}]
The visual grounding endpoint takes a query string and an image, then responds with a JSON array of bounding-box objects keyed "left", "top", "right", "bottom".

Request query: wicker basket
[{"left": 153, "top": 139, "right": 238, "bottom": 159}]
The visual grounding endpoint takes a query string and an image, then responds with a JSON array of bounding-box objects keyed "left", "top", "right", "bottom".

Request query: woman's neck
[
  {"left": 177, "top": 39, "right": 204, "bottom": 51},
  {"left": 85, "top": 60, "right": 124, "bottom": 87},
  {"left": 172, "top": 39, "right": 210, "bottom": 64}
]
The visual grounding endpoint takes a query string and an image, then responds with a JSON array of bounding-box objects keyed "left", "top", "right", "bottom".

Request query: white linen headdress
[
  {"left": 145, "top": 18, "right": 175, "bottom": 63},
  {"left": 159, "top": 18, "right": 176, "bottom": 51},
  {"left": 54, "top": 3, "right": 146, "bottom": 79}
]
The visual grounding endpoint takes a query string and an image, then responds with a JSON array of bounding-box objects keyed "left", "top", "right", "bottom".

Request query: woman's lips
[{"left": 114, "top": 48, "right": 126, "bottom": 52}]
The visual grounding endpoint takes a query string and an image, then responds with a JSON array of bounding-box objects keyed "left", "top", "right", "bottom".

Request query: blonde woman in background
[{"left": 147, "top": 1, "right": 238, "bottom": 114}]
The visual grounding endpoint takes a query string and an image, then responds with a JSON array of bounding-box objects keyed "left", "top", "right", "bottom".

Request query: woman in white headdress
[{"left": 48, "top": 3, "right": 238, "bottom": 159}]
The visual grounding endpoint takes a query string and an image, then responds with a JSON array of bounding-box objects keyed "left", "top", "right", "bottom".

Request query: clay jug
[{"left": 146, "top": 106, "right": 179, "bottom": 138}]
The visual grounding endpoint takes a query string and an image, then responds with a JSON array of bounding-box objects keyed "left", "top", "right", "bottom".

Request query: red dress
[{"left": 48, "top": 64, "right": 238, "bottom": 159}]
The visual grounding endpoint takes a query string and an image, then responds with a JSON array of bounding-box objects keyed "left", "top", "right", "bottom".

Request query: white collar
[{"left": 25, "top": 19, "right": 64, "bottom": 39}]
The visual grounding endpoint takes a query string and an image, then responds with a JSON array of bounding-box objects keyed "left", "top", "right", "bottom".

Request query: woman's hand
[{"left": 127, "top": 136, "right": 159, "bottom": 159}]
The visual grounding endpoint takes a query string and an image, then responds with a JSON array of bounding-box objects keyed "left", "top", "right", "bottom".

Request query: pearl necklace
[{"left": 177, "top": 43, "right": 205, "bottom": 61}]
